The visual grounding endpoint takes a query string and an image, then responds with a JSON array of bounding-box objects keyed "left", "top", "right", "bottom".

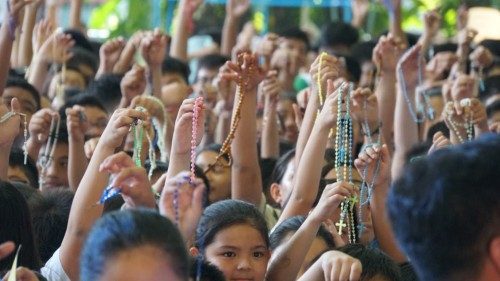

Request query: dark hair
[
  {"left": 351, "top": 41, "right": 377, "bottom": 64},
  {"left": 341, "top": 55, "right": 362, "bottom": 82},
  {"left": 268, "top": 149, "right": 295, "bottom": 189},
  {"left": 81, "top": 209, "right": 189, "bottom": 281},
  {"left": 277, "top": 27, "right": 310, "bottom": 51},
  {"left": 388, "top": 134, "right": 500, "bottom": 281},
  {"left": 87, "top": 73, "right": 124, "bottom": 113},
  {"left": 66, "top": 47, "right": 99, "bottom": 83},
  {"left": 162, "top": 57, "right": 191, "bottom": 84},
  {"left": 486, "top": 99, "right": 500, "bottom": 119},
  {"left": 31, "top": 188, "right": 74, "bottom": 263},
  {"left": 269, "top": 216, "right": 335, "bottom": 250},
  {"left": 10, "top": 181, "right": 42, "bottom": 203},
  {"left": 480, "top": 75, "right": 500, "bottom": 102},
  {"left": 64, "top": 29, "right": 94, "bottom": 53},
  {"left": 59, "top": 93, "right": 107, "bottom": 120},
  {"left": 6, "top": 76, "right": 41, "bottom": 111},
  {"left": 320, "top": 22, "right": 359, "bottom": 50},
  {"left": 426, "top": 121, "right": 450, "bottom": 143},
  {"left": 338, "top": 244, "right": 402, "bottom": 281},
  {"left": 432, "top": 42, "right": 458, "bottom": 54},
  {"left": 190, "top": 257, "right": 225, "bottom": 281},
  {"left": 195, "top": 200, "right": 269, "bottom": 252},
  {"left": 199, "top": 143, "right": 230, "bottom": 163},
  {"left": 197, "top": 54, "right": 228, "bottom": 73},
  {"left": 0, "top": 180, "right": 41, "bottom": 272},
  {"left": 9, "top": 148, "right": 39, "bottom": 188},
  {"left": 479, "top": 39, "right": 500, "bottom": 57}
]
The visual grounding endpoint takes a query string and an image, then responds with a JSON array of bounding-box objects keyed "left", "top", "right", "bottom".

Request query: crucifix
[{"left": 336, "top": 219, "right": 347, "bottom": 235}]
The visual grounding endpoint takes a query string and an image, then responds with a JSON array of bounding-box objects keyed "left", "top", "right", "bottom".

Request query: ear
[
  {"left": 269, "top": 183, "right": 282, "bottom": 205},
  {"left": 489, "top": 237, "right": 500, "bottom": 273},
  {"left": 189, "top": 247, "right": 200, "bottom": 257}
]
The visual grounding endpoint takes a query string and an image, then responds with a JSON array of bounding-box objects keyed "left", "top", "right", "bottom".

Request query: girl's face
[
  {"left": 205, "top": 223, "right": 270, "bottom": 281},
  {"left": 98, "top": 245, "right": 183, "bottom": 281},
  {"left": 277, "top": 99, "right": 298, "bottom": 144},
  {"left": 196, "top": 151, "right": 231, "bottom": 203}
]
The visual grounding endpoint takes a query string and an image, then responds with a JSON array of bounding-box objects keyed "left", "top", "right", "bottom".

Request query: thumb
[
  {"left": 10, "top": 97, "right": 21, "bottom": 113},
  {"left": 454, "top": 100, "right": 463, "bottom": 115},
  {"left": 192, "top": 182, "right": 206, "bottom": 212},
  {"left": 326, "top": 79, "right": 334, "bottom": 96}
]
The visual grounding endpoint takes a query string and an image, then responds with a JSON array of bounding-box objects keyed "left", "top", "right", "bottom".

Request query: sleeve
[{"left": 41, "top": 248, "right": 71, "bottom": 281}]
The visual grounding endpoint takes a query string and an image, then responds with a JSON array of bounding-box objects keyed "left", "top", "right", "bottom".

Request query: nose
[
  {"left": 236, "top": 256, "right": 252, "bottom": 271},
  {"left": 46, "top": 160, "right": 58, "bottom": 177}
]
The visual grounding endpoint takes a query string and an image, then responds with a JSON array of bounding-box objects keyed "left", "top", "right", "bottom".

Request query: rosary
[
  {"left": 39, "top": 115, "right": 61, "bottom": 189},
  {"left": 446, "top": 99, "right": 474, "bottom": 143},
  {"left": 0, "top": 111, "right": 28, "bottom": 164},
  {"left": 191, "top": 97, "right": 204, "bottom": 183},
  {"left": 398, "top": 57, "right": 435, "bottom": 123},
  {"left": 333, "top": 82, "right": 358, "bottom": 244},
  {"left": 205, "top": 52, "right": 255, "bottom": 174}
]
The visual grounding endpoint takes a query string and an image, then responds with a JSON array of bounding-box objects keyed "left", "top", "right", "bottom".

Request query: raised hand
[
  {"left": 351, "top": 0, "right": 370, "bottom": 27},
  {"left": 425, "top": 52, "right": 457, "bottom": 82},
  {"left": 422, "top": 9, "right": 441, "bottom": 39},
  {"left": 316, "top": 80, "right": 344, "bottom": 129},
  {"left": 0, "top": 241, "right": 15, "bottom": 260},
  {"left": 309, "top": 181, "right": 355, "bottom": 223},
  {"left": 373, "top": 34, "right": 404, "bottom": 74},
  {"left": 159, "top": 171, "right": 206, "bottom": 239},
  {"left": 100, "top": 108, "right": 149, "bottom": 150},
  {"left": 32, "top": 19, "right": 55, "bottom": 55},
  {"left": 226, "top": 0, "right": 250, "bottom": 18},
  {"left": 428, "top": 131, "right": 450, "bottom": 155},
  {"left": 469, "top": 46, "right": 494, "bottom": 69},
  {"left": 28, "top": 108, "right": 57, "bottom": 145},
  {"left": 354, "top": 144, "right": 391, "bottom": 187},
  {"left": 450, "top": 74, "right": 475, "bottom": 114},
  {"left": 2, "top": 266, "right": 40, "bottom": 281},
  {"left": 457, "top": 28, "right": 477, "bottom": 48},
  {"left": 84, "top": 137, "right": 99, "bottom": 159},
  {"left": 35, "top": 30, "right": 74, "bottom": 64},
  {"left": 320, "top": 250, "right": 363, "bottom": 281},
  {"left": 309, "top": 53, "right": 341, "bottom": 96},
  {"left": 350, "top": 87, "right": 378, "bottom": 126},
  {"left": 260, "top": 71, "right": 281, "bottom": 104},
  {"left": 0, "top": 98, "right": 21, "bottom": 148},
  {"left": 397, "top": 44, "right": 423, "bottom": 89},
  {"left": 256, "top": 33, "right": 279, "bottom": 69},
  {"left": 120, "top": 64, "right": 147, "bottom": 106},
  {"left": 172, "top": 98, "right": 205, "bottom": 155},
  {"left": 66, "top": 105, "right": 89, "bottom": 143},
  {"left": 130, "top": 96, "right": 167, "bottom": 125},
  {"left": 98, "top": 37, "right": 126, "bottom": 74},
  {"left": 141, "top": 29, "right": 169, "bottom": 68},
  {"left": 222, "top": 52, "right": 265, "bottom": 92},
  {"left": 7, "top": 0, "right": 33, "bottom": 24},
  {"left": 99, "top": 152, "right": 156, "bottom": 208}
]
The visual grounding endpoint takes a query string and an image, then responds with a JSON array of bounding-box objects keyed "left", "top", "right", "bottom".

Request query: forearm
[
  {"left": 280, "top": 123, "right": 329, "bottom": 221},
  {"left": 221, "top": 16, "right": 239, "bottom": 57},
  {"left": 371, "top": 179, "right": 406, "bottom": 263},
  {"left": 69, "top": 0, "right": 83, "bottom": 30},
  {"left": 169, "top": 0, "right": 190, "bottom": 61},
  {"left": 114, "top": 44, "right": 136, "bottom": 74},
  {"left": 0, "top": 150, "right": 10, "bottom": 180},
  {"left": 296, "top": 258, "right": 324, "bottom": 281},
  {"left": 392, "top": 82, "right": 419, "bottom": 180},
  {"left": 61, "top": 143, "right": 115, "bottom": 280},
  {"left": 18, "top": 5, "right": 37, "bottom": 67},
  {"left": 261, "top": 98, "right": 279, "bottom": 159},
  {"left": 26, "top": 138, "right": 42, "bottom": 163},
  {"left": 0, "top": 20, "right": 15, "bottom": 92},
  {"left": 166, "top": 151, "right": 190, "bottom": 180},
  {"left": 215, "top": 112, "right": 231, "bottom": 144},
  {"left": 27, "top": 55, "right": 50, "bottom": 94},
  {"left": 267, "top": 218, "right": 321, "bottom": 281},
  {"left": 68, "top": 138, "right": 88, "bottom": 192},
  {"left": 375, "top": 75, "right": 396, "bottom": 150},
  {"left": 45, "top": 4, "right": 58, "bottom": 27},
  {"left": 231, "top": 87, "right": 262, "bottom": 206},
  {"left": 294, "top": 88, "right": 319, "bottom": 169},
  {"left": 390, "top": 9, "right": 406, "bottom": 46},
  {"left": 150, "top": 65, "right": 163, "bottom": 97}
]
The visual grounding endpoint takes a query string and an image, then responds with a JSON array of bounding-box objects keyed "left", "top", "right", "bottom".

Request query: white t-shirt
[{"left": 41, "top": 249, "right": 71, "bottom": 281}]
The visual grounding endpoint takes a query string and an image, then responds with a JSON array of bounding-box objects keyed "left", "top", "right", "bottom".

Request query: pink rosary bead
[{"left": 191, "top": 97, "right": 204, "bottom": 183}]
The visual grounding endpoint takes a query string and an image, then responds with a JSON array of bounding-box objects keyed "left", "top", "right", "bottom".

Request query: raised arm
[
  {"left": 141, "top": 29, "right": 168, "bottom": 99},
  {"left": 355, "top": 144, "right": 406, "bottom": 263},
  {"left": 280, "top": 56, "right": 340, "bottom": 222},
  {"left": 96, "top": 38, "right": 125, "bottom": 79},
  {"left": 69, "top": 0, "right": 83, "bottom": 31},
  {"left": 221, "top": 0, "right": 250, "bottom": 56},
  {"left": 228, "top": 53, "right": 265, "bottom": 206},
  {"left": 392, "top": 45, "right": 421, "bottom": 180},
  {"left": 417, "top": 10, "right": 440, "bottom": 57},
  {"left": 59, "top": 108, "right": 148, "bottom": 280},
  {"left": 267, "top": 182, "right": 353, "bottom": 281},
  {"left": 66, "top": 105, "right": 89, "bottom": 192},
  {"left": 0, "top": 99, "right": 21, "bottom": 180},
  {"left": 260, "top": 71, "right": 280, "bottom": 159},
  {"left": 18, "top": 0, "right": 42, "bottom": 67},
  {"left": 169, "top": 0, "right": 202, "bottom": 61},
  {"left": 372, "top": 34, "right": 402, "bottom": 151}
]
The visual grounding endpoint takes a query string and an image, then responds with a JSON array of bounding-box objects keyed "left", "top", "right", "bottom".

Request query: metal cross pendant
[{"left": 336, "top": 219, "right": 347, "bottom": 235}]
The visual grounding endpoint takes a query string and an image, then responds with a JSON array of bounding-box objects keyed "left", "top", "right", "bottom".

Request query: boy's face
[
  {"left": 160, "top": 73, "right": 191, "bottom": 118},
  {"left": 3, "top": 86, "right": 38, "bottom": 124},
  {"left": 37, "top": 142, "right": 69, "bottom": 191},
  {"left": 279, "top": 38, "right": 307, "bottom": 68},
  {"left": 194, "top": 67, "right": 219, "bottom": 108},
  {"left": 83, "top": 105, "right": 109, "bottom": 139}
]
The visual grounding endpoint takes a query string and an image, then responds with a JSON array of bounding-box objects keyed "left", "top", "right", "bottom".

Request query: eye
[
  {"left": 221, "top": 252, "right": 236, "bottom": 258},
  {"left": 253, "top": 251, "right": 265, "bottom": 258}
]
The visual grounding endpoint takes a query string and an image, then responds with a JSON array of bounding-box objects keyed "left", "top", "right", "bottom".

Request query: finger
[
  {"left": 100, "top": 151, "right": 135, "bottom": 172},
  {"left": 10, "top": 97, "right": 21, "bottom": 113},
  {"left": 350, "top": 260, "right": 363, "bottom": 281},
  {"left": 0, "top": 241, "right": 15, "bottom": 259},
  {"left": 112, "top": 167, "right": 148, "bottom": 191},
  {"left": 339, "top": 261, "right": 352, "bottom": 281}
]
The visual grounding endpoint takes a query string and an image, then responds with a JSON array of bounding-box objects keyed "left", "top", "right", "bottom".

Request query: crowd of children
[{"left": 0, "top": 0, "right": 499, "bottom": 280}]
